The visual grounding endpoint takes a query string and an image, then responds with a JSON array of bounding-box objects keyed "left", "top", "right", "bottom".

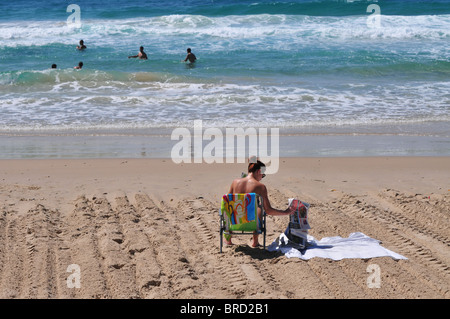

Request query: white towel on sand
[{"left": 267, "top": 231, "right": 407, "bottom": 260}]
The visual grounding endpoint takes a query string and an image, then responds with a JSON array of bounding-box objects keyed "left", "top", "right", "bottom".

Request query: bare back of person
[
  {"left": 226, "top": 162, "right": 295, "bottom": 247},
  {"left": 139, "top": 51, "right": 148, "bottom": 60},
  {"left": 128, "top": 46, "right": 148, "bottom": 60},
  {"left": 229, "top": 176, "right": 264, "bottom": 196},
  {"left": 229, "top": 175, "right": 289, "bottom": 218}
]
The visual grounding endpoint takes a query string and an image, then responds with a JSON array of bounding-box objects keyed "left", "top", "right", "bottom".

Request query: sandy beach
[{"left": 0, "top": 156, "right": 448, "bottom": 299}]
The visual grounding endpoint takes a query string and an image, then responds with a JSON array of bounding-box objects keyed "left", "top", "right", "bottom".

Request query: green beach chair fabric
[{"left": 219, "top": 193, "right": 266, "bottom": 253}]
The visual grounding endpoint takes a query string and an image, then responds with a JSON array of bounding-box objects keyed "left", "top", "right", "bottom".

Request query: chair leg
[
  {"left": 263, "top": 215, "right": 267, "bottom": 250},
  {"left": 219, "top": 223, "right": 223, "bottom": 253},
  {"left": 263, "top": 230, "right": 266, "bottom": 250}
]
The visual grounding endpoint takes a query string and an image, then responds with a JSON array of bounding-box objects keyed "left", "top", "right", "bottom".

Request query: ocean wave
[
  {"left": 1, "top": 13, "right": 450, "bottom": 48},
  {"left": 1, "top": 80, "right": 448, "bottom": 130},
  {"left": 2, "top": 0, "right": 450, "bottom": 22},
  {"left": 1, "top": 116, "right": 449, "bottom": 134},
  {"left": 0, "top": 69, "right": 189, "bottom": 86},
  {"left": 2, "top": 54, "right": 449, "bottom": 88}
]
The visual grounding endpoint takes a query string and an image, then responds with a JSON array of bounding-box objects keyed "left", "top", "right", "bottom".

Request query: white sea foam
[
  {"left": 1, "top": 80, "right": 448, "bottom": 132},
  {"left": 1, "top": 14, "right": 450, "bottom": 48}
]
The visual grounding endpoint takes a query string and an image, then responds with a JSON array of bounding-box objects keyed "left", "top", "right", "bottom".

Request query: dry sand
[{"left": 0, "top": 157, "right": 449, "bottom": 299}]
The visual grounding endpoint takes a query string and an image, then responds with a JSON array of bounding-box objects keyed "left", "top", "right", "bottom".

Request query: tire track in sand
[
  {"left": 0, "top": 208, "right": 6, "bottom": 291},
  {"left": 0, "top": 206, "right": 26, "bottom": 298},
  {"left": 0, "top": 210, "right": 26, "bottom": 298},
  {"left": 304, "top": 196, "right": 426, "bottom": 299},
  {"left": 0, "top": 204, "right": 64, "bottom": 298},
  {"left": 66, "top": 196, "right": 111, "bottom": 298},
  {"left": 335, "top": 193, "right": 449, "bottom": 298},
  {"left": 112, "top": 194, "right": 163, "bottom": 298},
  {"left": 134, "top": 193, "right": 202, "bottom": 298},
  {"left": 22, "top": 204, "right": 59, "bottom": 298},
  {"left": 88, "top": 195, "right": 139, "bottom": 298},
  {"left": 377, "top": 190, "right": 450, "bottom": 247}
]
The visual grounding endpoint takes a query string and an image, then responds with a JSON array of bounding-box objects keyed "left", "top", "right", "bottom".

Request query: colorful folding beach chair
[{"left": 219, "top": 193, "right": 266, "bottom": 253}]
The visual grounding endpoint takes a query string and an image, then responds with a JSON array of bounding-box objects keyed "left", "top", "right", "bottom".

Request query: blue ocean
[{"left": 0, "top": 0, "right": 449, "bottom": 157}]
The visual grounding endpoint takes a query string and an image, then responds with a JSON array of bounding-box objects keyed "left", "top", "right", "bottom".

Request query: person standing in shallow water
[
  {"left": 183, "top": 48, "right": 196, "bottom": 63},
  {"left": 77, "top": 40, "right": 86, "bottom": 50},
  {"left": 128, "top": 46, "right": 148, "bottom": 60}
]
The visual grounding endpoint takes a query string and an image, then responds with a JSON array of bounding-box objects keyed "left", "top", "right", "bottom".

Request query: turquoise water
[{"left": 0, "top": 0, "right": 449, "bottom": 157}]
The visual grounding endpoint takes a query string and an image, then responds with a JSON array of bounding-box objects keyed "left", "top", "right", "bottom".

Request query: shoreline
[
  {"left": 1, "top": 120, "right": 449, "bottom": 136},
  {"left": 1, "top": 131, "right": 449, "bottom": 159}
]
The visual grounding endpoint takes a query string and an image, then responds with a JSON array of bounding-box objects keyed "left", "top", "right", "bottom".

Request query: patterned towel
[{"left": 221, "top": 193, "right": 259, "bottom": 233}]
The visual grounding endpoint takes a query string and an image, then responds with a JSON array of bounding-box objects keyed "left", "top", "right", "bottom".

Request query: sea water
[{"left": 0, "top": 0, "right": 449, "bottom": 158}]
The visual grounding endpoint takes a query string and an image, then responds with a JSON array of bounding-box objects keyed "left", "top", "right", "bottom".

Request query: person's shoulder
[{"left": 231, "top": 177, "right": 244, "bottom": 185}]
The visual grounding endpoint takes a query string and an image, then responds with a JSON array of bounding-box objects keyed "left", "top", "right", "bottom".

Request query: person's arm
[
  {"left": 183, "top": 54, "right": 189, "bottom": 62},
  {"left": 128, "top": 55, "right": 138, "bottom": 58},
  {"left": 260, "top": 185, "right": 294, "bottom": 216}
]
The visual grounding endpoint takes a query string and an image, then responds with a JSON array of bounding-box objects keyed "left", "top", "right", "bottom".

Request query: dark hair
[
  {"left": 79, "top": 62, "right": 83, "bottom": 67},
  {"left": 51, "top": 64, "right": 57, "bottom": 68},
  {"left": 248, "top": 160, "right": 265, "bottom": 173},
  {"left": 140, "top": 46, "right": 144, "bottom": 50},
  {"left": 187, "top": 48, "right": 191, "bottom": 53}
]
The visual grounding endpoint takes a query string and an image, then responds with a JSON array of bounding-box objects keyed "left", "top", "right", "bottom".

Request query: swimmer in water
[
  {"left": 183, "top": 48, "right": 197, "bottom": 63},
  {"left": 128, "top": 46, "right": 148, "bottom": 60},
  {"left": 77, "top": 40, "right": 86, "bottom": 50}
]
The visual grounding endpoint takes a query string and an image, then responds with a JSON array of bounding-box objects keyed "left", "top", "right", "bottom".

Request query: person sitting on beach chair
[{"left": 226, "top": 158, "right": 295, "bottom": 248}]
